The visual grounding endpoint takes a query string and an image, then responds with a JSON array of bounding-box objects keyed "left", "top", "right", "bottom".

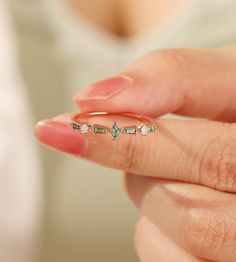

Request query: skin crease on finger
[
  {"left": 134, "top": 216, "right": 210, "bottom": 262},
  {"left": 124, "top": 173, "right": 236, "bottom": 262}
]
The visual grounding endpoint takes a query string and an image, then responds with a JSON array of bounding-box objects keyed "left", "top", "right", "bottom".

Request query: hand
[{"left": 35, "top": 46, "right": 236, "bottom": 262}]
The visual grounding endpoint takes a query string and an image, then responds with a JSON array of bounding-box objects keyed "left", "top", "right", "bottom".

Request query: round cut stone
[
  {"left": 80, "top": 123, "right": 90, "bottom": 134},
  {"left": 140, "top": 125, "right": 149, "bottom": 136},
  {"left": 111, "top": 123, "right": 120, "bottom": 138}
]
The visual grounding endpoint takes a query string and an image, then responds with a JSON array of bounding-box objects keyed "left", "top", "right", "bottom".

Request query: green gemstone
[
  {"left": 147, "top": 125, "right": 156, "bottom": 133},
  {"left": 72, "top": 122, "right": 81, "bottom": 130},
  {"left": 93, "top": 126, "right": 106, "bottom": 134},
  {"left": 111, "top": 123, "right": 120, "bottom": 138}
]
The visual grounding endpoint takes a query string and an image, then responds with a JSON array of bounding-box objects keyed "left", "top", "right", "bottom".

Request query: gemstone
[
  {"left": 93, "top": 126, "right": 106, "bottom": 134},
  {"left": 140, "top": 125, "right": 149, "bottom": 136},
  {"left": 71, "top": 122, "right": 80, "bottom": 130},
  {"left": 124, "top": 126, "right": 136, "bottom": 135},
  {"left": 80, "top": 123, "right": 90, "bottom": 134},
  {"left": 111, "top": 122, "right": 120, "bottom": 139},
  {"left": 147, "top": 125, "right": 156, "bottom": 133}
]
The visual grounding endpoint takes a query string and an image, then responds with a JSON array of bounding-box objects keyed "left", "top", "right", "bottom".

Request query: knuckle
[
  {"left": 183, "top": 208, "right": 236, "bottom": 255},
  {"left": 124, "top": 48, "right": 191, "bottom": 81},
  {"left": 146, "top": 49, "right": 190, "bottom": 73},
  {"left": 198, "top": 124, "right": 236, "bottom": 192},
  {"left": 156, "top": 48, "right": 187, "bottom": 62}
]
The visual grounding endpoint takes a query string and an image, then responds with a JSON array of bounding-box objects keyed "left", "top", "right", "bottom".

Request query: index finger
[{"left": 34, "top": 113, "right": 236, "bottom": 193}]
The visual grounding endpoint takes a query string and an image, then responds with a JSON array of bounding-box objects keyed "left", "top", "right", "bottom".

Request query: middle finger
[{"left": 125, "top": 173, "right": 236, "bottom": 262}]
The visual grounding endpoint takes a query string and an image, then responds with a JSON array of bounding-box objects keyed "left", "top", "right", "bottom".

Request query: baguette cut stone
[
  {"left": 111, "top": 122, "right": 120, "bottom": 139},
  {"left": 93, "top": 126, "right": 106, "bottom": 134},
  {"left": 72, "top": 122, "right": 81, "bottom": 130},
  {"left": 124, "top": 126, "right": 136, "bottom": 135}
]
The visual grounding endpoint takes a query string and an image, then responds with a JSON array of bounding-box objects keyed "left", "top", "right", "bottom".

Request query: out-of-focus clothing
[{"left": 0, "top": 1, "right": 41, "bottom": 262}]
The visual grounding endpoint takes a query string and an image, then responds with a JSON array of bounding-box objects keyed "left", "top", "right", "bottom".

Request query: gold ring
[{"left": 70, "top": 111, "right": 156, "bottom": 140}]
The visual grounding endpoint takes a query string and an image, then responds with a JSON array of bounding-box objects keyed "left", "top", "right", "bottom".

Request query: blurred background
[{"left": 1, "top": 0, "right": 236, "bottom": 261}]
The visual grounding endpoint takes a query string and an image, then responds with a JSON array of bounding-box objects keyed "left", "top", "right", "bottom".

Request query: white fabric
[
  {"left": 44, "top": 0, "right": 236, "bottom": 62},
  {"left": 0, "top": 2, "right": 41, "bottom": 262}
]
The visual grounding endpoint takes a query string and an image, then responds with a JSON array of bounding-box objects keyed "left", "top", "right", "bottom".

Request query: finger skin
[
  {"left": 35, "top": 114, "right": 236, "bottom": 193},
  {"left": 34, "top": 120, "right": 88, "bottom": 157},
  {"left": 134, "top": 216, "right": 208, "bottom": 262},
  {"left": 74, "top": 48, "right": 236, "bottom": 122},
  {"left": 125, "top": 173, "right": 236, "bottom": 262}
]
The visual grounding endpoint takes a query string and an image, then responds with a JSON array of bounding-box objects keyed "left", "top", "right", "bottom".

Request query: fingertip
[
  {"left": 34, "top": 120, "right": 88, "bottom": 157},
  {"left": 34, "top": 119, "right": 51, "bottom": 138}
]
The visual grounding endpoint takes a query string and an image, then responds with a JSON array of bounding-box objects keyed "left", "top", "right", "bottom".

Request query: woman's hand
[{"left": 35, "top": 47, "right": 236, "bottom": 262}]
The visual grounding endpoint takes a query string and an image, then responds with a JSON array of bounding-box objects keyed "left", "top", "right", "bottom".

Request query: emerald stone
[
  {"left": 147, "top": 125, "right": 156, "bottom": 133},
  {"left": 71, "top": 122, "right": 81, "bottom": 130},
  {"left": 93, "top": 126, "right": 106, "bottom": 134},
  {"left": 111, "top": 122, "right": 120, "bottom": 139},
  {"left": 124, "top": 127, "right": 136, "bottom": 135}
]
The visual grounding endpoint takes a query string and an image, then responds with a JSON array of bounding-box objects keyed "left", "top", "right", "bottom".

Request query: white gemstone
[
  {"left": 140, "top": 125, "right": 148, "bottom": 136},
  {"left": 80, "top": 123, "right": 90, "bottom": 134}
]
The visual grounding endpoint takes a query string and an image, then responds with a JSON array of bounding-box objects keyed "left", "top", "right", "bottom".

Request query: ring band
[{"left": 70, "top": 111, "right": 156, "bottom": 140}]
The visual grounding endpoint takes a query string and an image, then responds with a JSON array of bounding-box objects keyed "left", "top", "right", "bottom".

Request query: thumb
[{"left": 73, "top": 48, "right": 236, "bottom": 122}]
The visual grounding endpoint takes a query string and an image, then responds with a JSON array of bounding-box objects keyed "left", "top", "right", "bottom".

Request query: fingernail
[
  {"left": 34, "top": 120, "right": 88, "bottom": 157},
  {"left": 73, "top": 75, "right": 133, "bottom": 101}
]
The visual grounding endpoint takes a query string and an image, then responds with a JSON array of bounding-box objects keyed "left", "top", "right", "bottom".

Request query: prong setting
[
  {"left": 138, "top": 124, "right": 149, "bottom": 136},
  {"left": 70, "top": 120, "right": 156, "bottom": 139},
  {"left": 80, "top": 123, "right": 91, "bottom": 134}
]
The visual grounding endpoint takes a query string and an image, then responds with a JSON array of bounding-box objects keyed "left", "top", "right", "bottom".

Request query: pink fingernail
[
  {"left": 34, "top": 120, "right": 88, "bottom": 157},
  {"left": 73, "top": 75, "right": 133, "bottom": 101}
]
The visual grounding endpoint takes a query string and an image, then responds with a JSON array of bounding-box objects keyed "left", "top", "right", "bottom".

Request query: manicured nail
[
  {"left": 34, "top": 120, "right": 88, "bottom": 157},
  {"left": 73, "top": 75, "right": 133, "bottom": 101}
]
